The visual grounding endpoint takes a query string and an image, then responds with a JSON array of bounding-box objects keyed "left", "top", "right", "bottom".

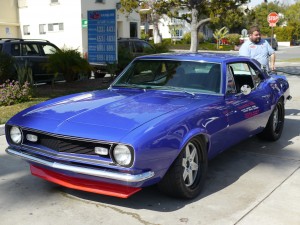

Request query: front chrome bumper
[{"left": 6, "top": 147, "right": 155, "bottom": 183}]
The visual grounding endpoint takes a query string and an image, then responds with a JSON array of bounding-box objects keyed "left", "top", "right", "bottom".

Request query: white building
[
  {"left": 0, "top": 0, "right": 20, "bottom": 38},
  {"left": 140, "top": 9, "right": 213, "bottom": 41},
  {"left": 16, "top": 0, "right": 140, "bottom": 55}
]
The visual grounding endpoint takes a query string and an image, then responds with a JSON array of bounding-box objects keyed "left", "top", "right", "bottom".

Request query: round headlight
[
  {"left": 112, "top": 145, "right": 133, "bottom": 167},
  {"left": 10, "top": 126, "right": 22, "bottom": 144}
]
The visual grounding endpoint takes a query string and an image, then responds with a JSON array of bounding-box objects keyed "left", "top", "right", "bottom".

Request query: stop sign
[{"left": 267, "top": 12, "right": 279, "bottom": 24}]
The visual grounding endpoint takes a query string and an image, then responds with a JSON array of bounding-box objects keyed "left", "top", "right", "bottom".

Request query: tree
[
  {"left": 283, "top": 1, "right": 300, "bottom": 40},
  {"left": 120, "top": 0, "right": 164, "bottom": 44},
  {"left": 250, "top": 2, "right": 285, "bottom": 36},
  {"left": 156, "top": 0, "right": 249, "bottom": 52},
  {"left": 120, "top": 0, "right": 249, "bottom": 52}
]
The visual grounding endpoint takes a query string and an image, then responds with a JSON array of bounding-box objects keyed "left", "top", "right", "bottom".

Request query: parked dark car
[
  {"left": 0, "top": 38, "right": 61, "bottom": 83},
  {"left": 118, "top": 38, "right": 155, "bottom": 57},
  {"left": 91, "top": 38, "right": 155, "bottom": 78},
  {"left": 262, "top": 37, "right": 278, "bottom": 51},
  {"left": 291, "top": 39, "right": 300, "bottom": 46},
  {"left": 5, "top": 53, "right": 291, "bottom": 199}
]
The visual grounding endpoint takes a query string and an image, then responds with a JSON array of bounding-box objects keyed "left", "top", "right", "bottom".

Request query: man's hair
[{"left": 248, "top": 26, "right": 261, "bottom": 35}]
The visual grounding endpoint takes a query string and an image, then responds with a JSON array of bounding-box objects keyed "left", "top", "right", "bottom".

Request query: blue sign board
[{"left": 87, "top": 9, "right": 117, "bottom": 64}]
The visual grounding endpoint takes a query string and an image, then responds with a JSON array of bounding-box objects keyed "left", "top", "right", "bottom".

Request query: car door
[
  {"left": 20, "top": 42, "right": 45, "bottom": 82},
  {"left": 224, "top": 61, "right": 272, "bottom": 144}
]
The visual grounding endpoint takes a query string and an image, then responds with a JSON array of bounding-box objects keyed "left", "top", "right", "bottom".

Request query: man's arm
[{"left": 270, "top": 53, "right": 275, "bottom": 70}]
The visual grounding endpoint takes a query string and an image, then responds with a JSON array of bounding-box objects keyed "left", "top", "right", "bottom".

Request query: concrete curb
[{"left": 0, "top": 124, "right": 5, "bottom": 136}]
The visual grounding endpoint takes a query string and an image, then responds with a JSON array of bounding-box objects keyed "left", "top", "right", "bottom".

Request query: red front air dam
[{"left": 30, "top": 164, "right": 141, "bottom": 198}]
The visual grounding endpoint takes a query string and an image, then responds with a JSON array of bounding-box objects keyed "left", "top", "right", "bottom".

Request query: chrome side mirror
[{"left": 240, "top": 84, "right": 251, "bottom": 95}]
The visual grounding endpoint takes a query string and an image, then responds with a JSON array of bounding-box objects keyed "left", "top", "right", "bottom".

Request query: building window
[
  {"left": 51, "top": 0, "right": 59, "bottom": 3},
  {"left": 48, "top": 24, "right": 53, "bottom": 32},
  {"left": 39, "top": 24, "right": 46, "bottom": 34},
  {"left": 130, "top": 22, "right": 138, "bottom": 38},
  {"left": 48, "top": 23, "right": 64, "bottom": 32},
  {"left": 175, "top": 30, "right": 183, "bottom": 37},
  {"left": 58, "top": 23, "right": 64, "bottom": 30},
  {"left": 95, "top": 0, "right": 105, "bottom": 3},
  {"left": 23, "top": 25, "right": 30, "bottom": 35}
]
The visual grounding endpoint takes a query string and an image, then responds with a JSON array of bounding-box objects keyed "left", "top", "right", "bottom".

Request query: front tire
[
  {"left": 258, "top": 99, "right": 285, "bottom": 141},
  {"left": 158, "top": 137, "right": 208, "bottom": 199}
]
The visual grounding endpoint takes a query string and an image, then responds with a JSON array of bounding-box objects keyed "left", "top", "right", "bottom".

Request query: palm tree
[{"left": 213, "top": 27, "right": 229, "bottom": 49}]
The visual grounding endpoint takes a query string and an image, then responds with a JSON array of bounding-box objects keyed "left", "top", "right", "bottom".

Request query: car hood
[{"left": 10, "top": 89, "right": 212, "bottom": 141}]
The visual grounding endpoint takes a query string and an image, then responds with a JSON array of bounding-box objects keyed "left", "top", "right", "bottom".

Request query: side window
[
  {"left": 226, "top": 66, "right": 237, "bottom": 94},
  {"left": 228, "top": 63, "right": 255, "bottom": 93},
  {"left": 118, "top": 41, "right": 129, "bottom": 49},
  {"left": 142, "top": 42, "right": 153, "bottom": 52},
  {"left": 133, "top": 41, "right": 144, "bottom": 53},
  {"left": 21, "top": 44, "right": 40, "bottom": 56},
  {"left": 248, "top": 64, "right": 263, "bottom": 88},
  {"left": 11, "top": 44, "right": 21, "bottom": 56},
  {"left": 41, "top": 44, "right": 58, "bottom": 55}
]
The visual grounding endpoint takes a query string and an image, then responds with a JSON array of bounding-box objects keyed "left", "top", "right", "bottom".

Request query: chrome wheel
[
  {"left": 182, "top": 142, "right": 199, "bottom": 187},
  {"left": 158, "top": 137, "right": 208, "bottom": 199},
  {"left": 258, "top": 100, "right": 285, "bottom": 141}
]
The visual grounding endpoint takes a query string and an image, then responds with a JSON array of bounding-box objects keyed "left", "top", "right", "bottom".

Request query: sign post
[{"left": 267, "top": 12, "right": 279, "bottom": 47}]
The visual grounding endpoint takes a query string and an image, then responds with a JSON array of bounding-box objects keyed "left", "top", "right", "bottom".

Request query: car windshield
[{"left": 113, "top": 60, "right": 221, "bottom": 94}]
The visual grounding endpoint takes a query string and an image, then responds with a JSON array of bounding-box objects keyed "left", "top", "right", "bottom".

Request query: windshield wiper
[
  {"left": 111, "top": 83, "right": 153, "bottom": 90},
  {"left": 164, "top": 86, "right": 195, "bottom": 97}
]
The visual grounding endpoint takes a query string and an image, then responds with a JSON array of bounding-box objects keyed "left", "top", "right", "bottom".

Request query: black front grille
[{"left": 22, "top": 129, "right": 112, "bottom": 156}]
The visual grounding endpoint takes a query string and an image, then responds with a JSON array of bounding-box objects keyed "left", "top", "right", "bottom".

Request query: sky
[{"left": 248, "top": 0, "right": 295, "bottom": 7}]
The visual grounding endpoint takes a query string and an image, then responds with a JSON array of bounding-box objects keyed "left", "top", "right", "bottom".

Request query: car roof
[
  {"left": 0, "top": 38, "right": 52, "bottom": 44},
  {"left": 135, "top": 52, "right": 250, "bottom": 63}
]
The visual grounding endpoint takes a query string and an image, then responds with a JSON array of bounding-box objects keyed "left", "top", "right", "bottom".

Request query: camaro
[{"left": 5, "top": 53, "right": 291, "bottom": 199}]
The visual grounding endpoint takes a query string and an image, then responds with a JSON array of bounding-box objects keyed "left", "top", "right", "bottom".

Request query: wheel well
[
  {"left": 194, "top": 134, "right": 209, "bottom": 153},
  {"left": 280, "top": 96, "right": 284, "bottom": 103}
]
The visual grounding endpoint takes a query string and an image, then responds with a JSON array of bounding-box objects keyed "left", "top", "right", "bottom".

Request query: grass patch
[
  {"left": 278, "top": 58, "right": 300, "bottom": 63},
  {"left": 169, "top": 42, "right": 235, "bottom": 51},
  {"left": 0, "top": 78, "right": 110, "bottom": 124},
  {"left": 0, "top": 97, "right": 48, "bottom": 124}
]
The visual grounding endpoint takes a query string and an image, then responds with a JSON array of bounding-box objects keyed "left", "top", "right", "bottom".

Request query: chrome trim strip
[
  {"left": 19, "top": 126, "right": 115, "bottom": 145},
  {"left": 6, "top": 147, "right": 155, "bottom": 183},
  {"left": 22, "top": 144, "right": 112, "bottom": 166}
]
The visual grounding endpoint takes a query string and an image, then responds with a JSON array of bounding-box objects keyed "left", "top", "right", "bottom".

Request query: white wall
[
  {"left": 0, "top": 0, "right": 20, "bottom": 38},
  {"left": 18, "top": 0, "right": 82, "bottom": 51},
  {"left": 17, "top": 0, "right": 140, "bottom": 54}
]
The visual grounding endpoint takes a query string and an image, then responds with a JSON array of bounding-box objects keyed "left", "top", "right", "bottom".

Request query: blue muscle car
[{"left": 5, "top": 53, "right": 291, "bottom": 199}]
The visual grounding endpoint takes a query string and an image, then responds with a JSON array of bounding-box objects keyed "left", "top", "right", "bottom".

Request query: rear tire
[
  {"left": 258, "top": 99, "right": 285, "bottom": 141},
  {"left": 158, "top": 137, "right": 208, "bottom": 199}
]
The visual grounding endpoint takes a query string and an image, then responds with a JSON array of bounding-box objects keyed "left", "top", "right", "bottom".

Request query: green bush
[
  {"left": 152, "top": 42, "right": 170, "bottom": 53},
  {"left": 117, "top": 46, "right": 135, "bottom": 73},
  {"left": 226, "top": 33, "right": 241, "bottom": 45},
  {"left": 182, "top": 32, "right": 192, "bottom": 44},
  {"left": 0, "top": 80, "right": 31, "bottom": 106},
  {"left": 14, "top": 60, "right": 34, "bottom": 86},
  {"left": 46, "top": 48, "right": 92, "bottom": 82},
  {"left": 0, "top": 52, "right": 16, "bottom": 84},
  {"left": 274, "top": 26, "right": 294, "bottom": 41},
  {"left": 182, "top": 32, "right": 205, "bottom": 44}
]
